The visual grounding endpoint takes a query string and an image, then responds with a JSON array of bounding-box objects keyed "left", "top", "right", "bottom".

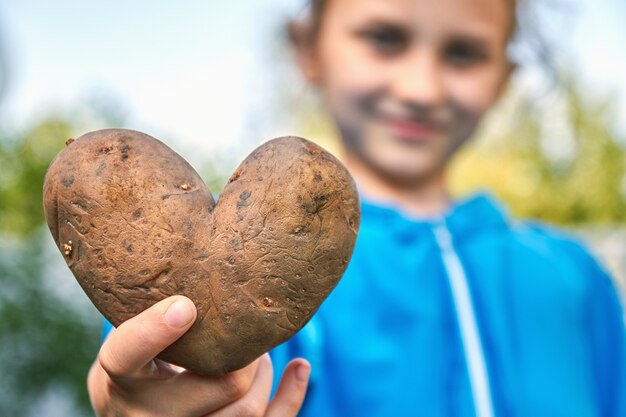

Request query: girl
[{"left": 88, "top": 0, "right": 626, "bottom": 416}]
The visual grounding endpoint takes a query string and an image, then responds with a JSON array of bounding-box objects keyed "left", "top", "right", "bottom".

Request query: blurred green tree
[
  {"left": 1, "top": 119, "right": 73, "bottom": 234},
  {"left": 449, "top": 75, "right": 626, "bottom": 225},
  {"left": 0, "top": 115, "right": 102, "bottom": 416}
]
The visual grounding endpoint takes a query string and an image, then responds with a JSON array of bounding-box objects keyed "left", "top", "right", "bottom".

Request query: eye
[
  {"left": 443, "top": 38, "right": 489, "bottom": 68},
  {"left": 357, "top": 25, "right": 408, "bottom": 55}
]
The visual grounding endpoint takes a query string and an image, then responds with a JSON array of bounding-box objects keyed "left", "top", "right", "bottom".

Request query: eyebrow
[
  {"left": 444, "top": 23, "right": 506, "bottom": 46},
  {"left": 349, "top": 16, "right": 410, "bottom": 29},
  {"left": 445, "top": 34, "right": 491, "bottom": 47}
]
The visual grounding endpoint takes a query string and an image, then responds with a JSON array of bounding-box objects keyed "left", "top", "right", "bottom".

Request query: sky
[
  {"left": 0, "top": 0, "right": 300, "bottom": 165},
  {"left": 0, "top": 0, "right": 625, "bottom": 166}
]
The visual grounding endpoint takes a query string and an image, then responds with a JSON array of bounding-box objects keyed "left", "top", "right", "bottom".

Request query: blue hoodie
[{"left": 270, "top": 193, "right": 626, "bottom": 417}]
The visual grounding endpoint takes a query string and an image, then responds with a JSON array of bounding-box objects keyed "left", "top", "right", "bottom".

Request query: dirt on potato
[{"left": 43, "top": 129, "right": 360, "bottom": 375}]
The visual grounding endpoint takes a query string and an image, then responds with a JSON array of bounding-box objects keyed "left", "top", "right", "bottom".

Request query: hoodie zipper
[{"left": 433, "top": 219, "right": 495, "bottom": 417}]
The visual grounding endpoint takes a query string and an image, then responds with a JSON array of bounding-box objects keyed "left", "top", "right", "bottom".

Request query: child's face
[{"left": 302, "top": 0, "right": 512, "bottom": 186}]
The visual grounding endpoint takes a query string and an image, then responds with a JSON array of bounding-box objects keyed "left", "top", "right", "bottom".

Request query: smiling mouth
[{"left": 383, "top": 116, "right": 443, "bottom": 143}]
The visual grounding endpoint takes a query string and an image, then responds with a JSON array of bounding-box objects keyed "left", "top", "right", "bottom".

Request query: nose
[{"left": 391, "top": 47, "right": 445, "bottom": 109}]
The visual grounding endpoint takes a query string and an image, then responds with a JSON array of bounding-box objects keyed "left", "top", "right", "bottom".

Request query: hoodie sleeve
[
  {"left": 585, "top": 259, "right": 626, "bottom": 417},
  {"left": 528, "top": 223, "right": 626, "bottom": 415},
  {"left": 102, "top": 318, "right": 114, "bottom": 343}
]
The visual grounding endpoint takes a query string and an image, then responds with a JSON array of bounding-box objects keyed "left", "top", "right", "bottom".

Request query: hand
[{"left": 87, "top": 295, "right": 310, "bottom": 417}]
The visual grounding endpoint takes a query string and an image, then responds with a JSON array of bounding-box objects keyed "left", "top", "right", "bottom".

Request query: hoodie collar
[{"left": 360, "top": 192, "right": 509, "bottom": 241}]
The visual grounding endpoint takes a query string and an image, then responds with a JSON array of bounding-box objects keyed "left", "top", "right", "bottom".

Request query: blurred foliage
[
  {"left": 0, "top": 236, "right": 100, "bottom": 416},
  {"left": 0, "top": 114, "right": 102, "bottom": 416},
  {"left": 0, "top": 119, "right": 73, "bottom": 234},
  {"left": 449, "top": 75, "right": 626, "bottom": 225}
]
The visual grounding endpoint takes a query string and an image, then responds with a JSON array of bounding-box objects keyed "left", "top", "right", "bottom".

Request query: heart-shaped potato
[{"left": 43, "top": 129, "right": 360, "bottom": 375}]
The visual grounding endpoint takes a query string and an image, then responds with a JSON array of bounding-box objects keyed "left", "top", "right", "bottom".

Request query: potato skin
[{"left": 43, "top": 129, "right": 360, "bottom": 375}]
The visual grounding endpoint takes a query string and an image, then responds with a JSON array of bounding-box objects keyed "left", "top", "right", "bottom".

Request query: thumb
[{"left": 98, "top": 295, "right": 197, "bottom": 380}]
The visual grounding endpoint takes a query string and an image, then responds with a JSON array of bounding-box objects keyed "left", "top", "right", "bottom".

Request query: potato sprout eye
[{"left": 63, "top": 240, "right": 73, "bottom": 257}]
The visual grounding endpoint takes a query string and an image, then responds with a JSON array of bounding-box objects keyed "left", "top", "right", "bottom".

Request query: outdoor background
[{"left": 1, "top": 1, "right": 625, "bottom": 415}]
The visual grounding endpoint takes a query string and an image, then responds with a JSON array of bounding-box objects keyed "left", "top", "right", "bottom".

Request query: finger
[
  {"left": 158, "top": 357, "right": 262, "bottom": 416},
  {"left": 98, "top": 295, "right": 197, "bottom": 380},
  {"left": 264, "top": 358, "right": 310, "bottom": 417},
  {"left": 92, "top": 343, "right": 263, "bottom": 417},
  {"left": 208, "top": 354, "right": 274, "bottom": 417},
  {"left": 87, "top": 358, "right": 108, "bottom": 414}
]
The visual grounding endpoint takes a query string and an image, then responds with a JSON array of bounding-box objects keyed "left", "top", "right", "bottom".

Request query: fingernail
[
  {"left": 164, "top": 299, "right": 195, "bottom": 328},
  {"left": 296, "top": 362, "right": 310, "bottom": 382}
]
